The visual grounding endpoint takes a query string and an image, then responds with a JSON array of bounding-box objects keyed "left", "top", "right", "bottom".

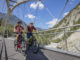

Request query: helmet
[
  {"left": 30, "top": 22, "right": 34, "bottom": 24},
  {"left": 17, "top": 21, "right": 22, "bottom": 24}
]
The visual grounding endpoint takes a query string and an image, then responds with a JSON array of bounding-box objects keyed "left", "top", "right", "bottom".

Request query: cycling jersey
[
  {"left": 27, "top": 26, "right": 36, "bottom": 39},
  {"left": 27, "top": 26, "right": 36, "bottom": 33},
  {"left": 15, "top": 25, "right": 24, "bottom": 34}
]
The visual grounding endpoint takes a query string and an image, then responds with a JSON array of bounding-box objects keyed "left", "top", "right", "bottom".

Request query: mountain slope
[
  {"left": 40, "top": 3, "right": 80, "bottom": 45},
  {"left": 0, "top": 12, "right": 26, "bottom": 25},
  {"left": 54, "top": 3, "right": 80, "bottom": 28},
  {"left": 42, "top": 3, "right": 80, "bottom": 52},
  {"left": 36, "top": 27, "right": 44, "bottom": 31},
  {"left": 0, "top": 12, "right": 27, "bottom": 36},
  {"left": 47, "top": 3, "right": 80, "bottom": 43}
]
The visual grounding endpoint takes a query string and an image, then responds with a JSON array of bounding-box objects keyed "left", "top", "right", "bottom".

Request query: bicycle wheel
[
  {"left": 21, "top": 40, "right": 26, "bottom": 50},
  {"left": 24, "top": 41, "right": 29, "bottom": 56},
  {"left": 14, "top": 40, "right": 18, "bottom": 51},
  {"left": 32, "top": 40, "right": 39, "bottom": 54}
]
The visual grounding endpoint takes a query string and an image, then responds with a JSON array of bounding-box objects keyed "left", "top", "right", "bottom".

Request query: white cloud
[
  {"left": 63, "top": 12, "right": 69, "bottom": 17},
  {"left": 30, "top": 2, "right": 44, "bottom": 10},
  {"left": 30, "top": 3, "right": 37, "bottom": 9},
  {"left": 46, "top": 18, "right": 59, "bottom": 28},
  {"left": 25, "top": 14, "right": 36, "bottom": 19},
  {"left": 38, "top": 2, "right": 44, "bottom": 10}
]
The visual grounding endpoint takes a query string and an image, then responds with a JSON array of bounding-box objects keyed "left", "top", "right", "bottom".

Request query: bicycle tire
[
  {"left": 14, "top": 40, "right": 18, "bottom": 51},
  {"left": 32, "top": 40, "right": 40, "bottom": 54}
]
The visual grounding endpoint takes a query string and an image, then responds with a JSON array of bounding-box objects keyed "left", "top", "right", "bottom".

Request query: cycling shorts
[{"left": 27, "top": 33, "right": 33, "bottom": 39}]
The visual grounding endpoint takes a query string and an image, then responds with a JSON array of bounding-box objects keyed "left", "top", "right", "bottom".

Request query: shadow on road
[{"left": 26, "top": 50, "right": 49, "bottom": 60}]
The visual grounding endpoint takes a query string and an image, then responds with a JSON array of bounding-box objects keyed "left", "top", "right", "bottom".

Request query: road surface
[{"left": 0, "top": 37, "right": 80, "bottom": 60}]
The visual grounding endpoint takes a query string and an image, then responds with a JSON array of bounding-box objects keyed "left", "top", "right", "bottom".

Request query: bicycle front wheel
[{"left": 32, "top": 40, "right": 39, "bottom": 54}]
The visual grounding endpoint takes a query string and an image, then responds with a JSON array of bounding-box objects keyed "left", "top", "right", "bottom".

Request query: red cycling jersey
[
  {"left": 14, "top": 25, "right": 24, "bottom": 34},
  {"left": 27, "top": 26, "right": 36, "bottom": 33}
]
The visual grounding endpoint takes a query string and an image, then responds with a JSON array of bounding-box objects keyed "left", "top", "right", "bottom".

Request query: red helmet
[{"left": 17, "top": 21, "right": 22, "bottom": 24}]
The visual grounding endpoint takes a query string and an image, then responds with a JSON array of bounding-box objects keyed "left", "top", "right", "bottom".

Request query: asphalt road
[
  {"left": 0, "top": 36, "right": 3, "bottom": 51},
  {"left": 1, "top": 37, "right": 80, "bottom": 60},
  {"left": 26, "top": 49, "right": 49, "bottom": 60},
  {"left": 0, "top": 36, "right": 3, "bottom": 46},
  {"left": 2, "top": 37, "right": 49, "bottom": 60}
]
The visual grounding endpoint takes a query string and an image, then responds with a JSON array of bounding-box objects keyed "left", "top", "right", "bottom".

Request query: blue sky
[{"left": 0, "top": 0, "right": 80, "bottom": 29}]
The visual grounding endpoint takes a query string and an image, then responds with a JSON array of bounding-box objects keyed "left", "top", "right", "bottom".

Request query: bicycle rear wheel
[{"left": 14, "top": 40, "right": 19, "bottom": 51}]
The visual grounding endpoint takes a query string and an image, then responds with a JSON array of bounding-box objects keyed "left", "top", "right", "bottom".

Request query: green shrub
[{"left": 52, "top": 38, "right": 62, "bottom": 43}]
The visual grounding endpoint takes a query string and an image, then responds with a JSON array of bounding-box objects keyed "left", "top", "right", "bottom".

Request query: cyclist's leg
[
  {"left": 29, "top": 33, "right": 33, "bottom": 45},
  {"left": 27, "top": 33, "right": 31, "bottom": 44},
  {"left": 26, "top": 33, "right": 32, "bottom": 49},
  {"left": 15, "top": 34, "right": 19, "bottom": 51},
  {"left": 16, "top": 34, "right": 19, "bottom": 42},
  {"left": 25, "top": 33, "right": 30, "bottom": 55},
  {"left": 26, "top": 33, "right": 31, "bottom": 46},
  {"left": 27, "top": 33, "right": 33, "bottom": 45},
  {"left": 19, "top": 35, "right": 24, "bottom": 49}
]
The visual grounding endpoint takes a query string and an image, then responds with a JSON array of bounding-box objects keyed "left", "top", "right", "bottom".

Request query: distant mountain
[
  {"left": 0, "top": 12, "right": 26, "bottom": 26},
  {"left": 0, "top": 12, "right": 44, "bottom": 30},
  {"left": 36, "top": 27, "right": 44, "bottom": 31}
]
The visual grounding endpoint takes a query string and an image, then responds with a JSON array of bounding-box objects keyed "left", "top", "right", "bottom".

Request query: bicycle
[
  {"left": 25, "top": 33, "right": 40, "bottom": 54},
  {"left": 14, "top": 33, "right": 26, "bottom": 52}
]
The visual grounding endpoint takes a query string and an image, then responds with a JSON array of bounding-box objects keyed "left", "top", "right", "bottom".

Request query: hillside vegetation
[
  {"left": 0, "top": 13, "right": 26, "bottom": 37},
  {"left": 39, "top": 3, "right": 80, "bottom": 45},
  {"left": 0, "top": 18, "right": 14, "bottom": 36}
]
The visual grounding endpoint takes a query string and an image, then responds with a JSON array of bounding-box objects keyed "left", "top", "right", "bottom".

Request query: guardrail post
[{"left": 64, "top": 28, "right": 68, "bottom": 51}]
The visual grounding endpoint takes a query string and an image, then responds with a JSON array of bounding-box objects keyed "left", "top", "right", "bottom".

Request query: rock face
[
  {"left": 57, "top": 29, "right": 80, "bottom": 53},
  {"left": 67, "top": 30, "right": 80, "bottom": 52}
]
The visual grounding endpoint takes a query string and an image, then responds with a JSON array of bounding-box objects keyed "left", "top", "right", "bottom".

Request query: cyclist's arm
[
  {"left": 36, "top": 30, "right": 38, "bottom": 33},
  {"left": 33, "top": 26, "right": 38, "bottom": 33},
  {"left": 25, "top": 26, "right": 28, "bottom": 33},
  {"left": 14, "top": 26, "right": 17, "bottom": 32},
  {"left": 22, "top": 26, "right": 24, "bottom": 30}
]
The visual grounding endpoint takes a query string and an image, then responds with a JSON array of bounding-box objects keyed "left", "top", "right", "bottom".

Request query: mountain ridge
[
  {"left": 54, "top": 2, "right": 80, "bottom": 28},
  {"left": 0, "top": 12, "right": 26, "bottom": 25}
]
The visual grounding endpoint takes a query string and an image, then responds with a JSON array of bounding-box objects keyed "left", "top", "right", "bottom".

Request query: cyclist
[
  {"left": 24, "top": 22, "right": 38, "bottom": 55},
  {"left": 14, "top": 21, "right": 24, "bottom": 42},
  {"left": 25, "top": 22, "right": 38, "bottom": 44}
]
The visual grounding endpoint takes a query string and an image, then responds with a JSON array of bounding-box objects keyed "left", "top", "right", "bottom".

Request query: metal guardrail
[
  {"left": 38, "top": 24, "right": 80, "bottom": 53},
  {"left": 39, "top": 24, "right": 80, "bottom": 32},
  {"left": 38, "top": 31, "right": 80, "bottom": 35},
  {"left": 41, "top": 46, "right": 80, "bottom": 58},
  {"left": 2, "top": 24, "right": 80, "bottom": 55}
]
